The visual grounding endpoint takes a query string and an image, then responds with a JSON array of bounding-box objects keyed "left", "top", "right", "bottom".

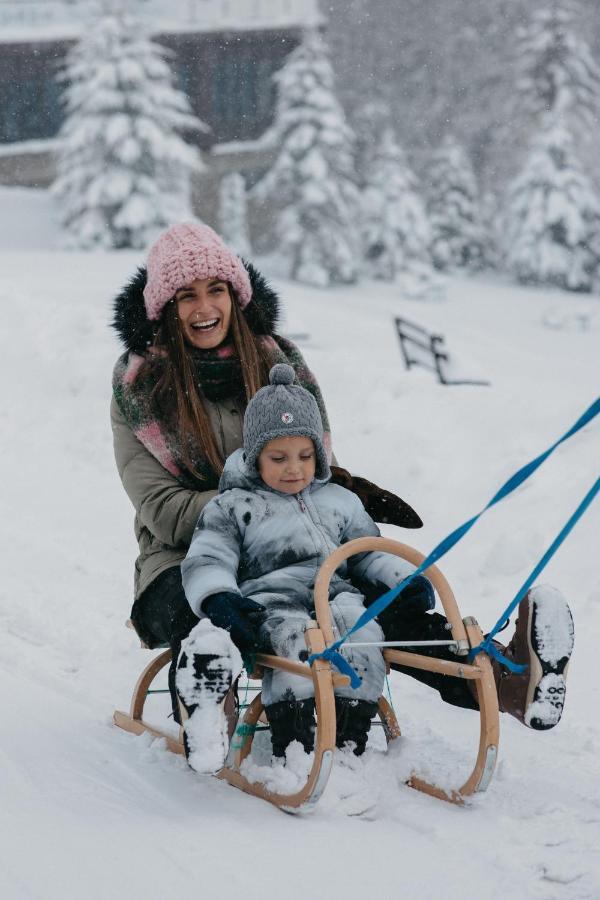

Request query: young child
[{"left": 176, "top": 363, "right": 433, "bottom": 773}]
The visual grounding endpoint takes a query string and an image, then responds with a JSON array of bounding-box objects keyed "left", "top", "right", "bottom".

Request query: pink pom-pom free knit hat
[{"left": 143, "top": 222, "right": 253, "bottom": 321}]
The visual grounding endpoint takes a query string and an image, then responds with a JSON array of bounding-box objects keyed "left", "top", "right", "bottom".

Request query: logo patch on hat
[{"left": 281, "top": 412, "right": 294, "bottom": 424}]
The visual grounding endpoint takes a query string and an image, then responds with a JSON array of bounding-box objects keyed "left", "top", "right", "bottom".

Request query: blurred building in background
[{"left": 0, "top": 0, "right": 321, "bottom": 211}]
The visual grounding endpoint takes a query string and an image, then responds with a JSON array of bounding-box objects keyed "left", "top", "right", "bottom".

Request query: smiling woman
[{"left": 110, "top": 221, "right": 335, "bottom": 715}]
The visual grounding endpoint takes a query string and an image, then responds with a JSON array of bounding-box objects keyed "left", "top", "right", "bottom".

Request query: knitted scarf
[{"left": 112, "top": 334, "right": 332, "bottom": 490}]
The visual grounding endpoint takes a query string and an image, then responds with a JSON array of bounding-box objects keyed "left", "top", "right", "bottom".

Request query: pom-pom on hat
[
  {"left": 243, "top": 364, "right": 330, "bottom": 480},
  {"left": 143, "top": 222, "right": 252, "bottom": 321}
]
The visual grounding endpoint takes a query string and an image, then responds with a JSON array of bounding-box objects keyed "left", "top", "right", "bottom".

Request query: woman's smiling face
[{"left": 175, "top": 277, "right": 232, "bottom": 349}]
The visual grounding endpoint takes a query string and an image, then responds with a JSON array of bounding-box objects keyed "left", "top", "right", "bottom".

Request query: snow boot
[
  {"left": 265, "top": 697, "right": 316, "bottom": 757},
  {"left": 493, "top": 586, "right": 574, "bottom": 729},
  {"left": 175, "top": 620, "right": 242, "bottom": 774},
  {"left": 335, "top": 697, "right": 378, "bottom": 755}
]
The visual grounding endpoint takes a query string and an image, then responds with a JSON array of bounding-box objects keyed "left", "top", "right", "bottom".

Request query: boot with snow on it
[
  {"left": 335, "top": 698, "right": 379, "bottom": 756},
  {"left": 176, "top": 620, "right": 242, "bottom": 774},
  {"left": 493, "top": 586, "right": 574, "bottom": 730},
  {"left": 265, "top": 697, "right": 316, "bottom": 757}
]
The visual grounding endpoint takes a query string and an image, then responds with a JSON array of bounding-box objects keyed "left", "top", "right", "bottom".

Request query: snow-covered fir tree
[
  {"left": 352, "top": 98, "right": 391, "bottom": 188},
  {"left": 504, "top": 1, "right": 600, "bottom": 291},
  {"left": 360, "top": 127, "right": 431, "bottom": 280},
  {"left": 515, "top": 0, "right": 600, "bottom": 129},
  {"left": 217, "top": 173, "right": 251, "bottom": 259},
  {"left": 53, "top": 7, "right": 205, "bottom": 249},
  {"left": 426, "top": 135, "right": 486, "bottom": 271},
  {"left": 504, "top": 119, "right": 600, "bottom": 292},
  {"left": 252, "top": 29, "right": 360, "bottom": 287}
]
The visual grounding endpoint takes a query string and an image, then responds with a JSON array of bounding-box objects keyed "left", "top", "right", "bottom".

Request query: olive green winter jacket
[{"left": 110, "top": 394, "right": 246, "bottom": 599}]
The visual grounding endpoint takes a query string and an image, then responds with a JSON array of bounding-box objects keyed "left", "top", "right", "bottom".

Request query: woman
[{"left": 111, "top": 222, "right": 573, "bottom": 752}]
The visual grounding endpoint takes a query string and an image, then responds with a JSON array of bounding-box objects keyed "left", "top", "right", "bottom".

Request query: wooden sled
[{"left": 114, "top": 537, "right": 499, "bottom": 811}]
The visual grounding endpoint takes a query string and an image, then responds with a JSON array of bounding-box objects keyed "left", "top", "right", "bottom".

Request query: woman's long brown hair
[{"left": 148, "top": 288, "right": 272, "bottom": 481}]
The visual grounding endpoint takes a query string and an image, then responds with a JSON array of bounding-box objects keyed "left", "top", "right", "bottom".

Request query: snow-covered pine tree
[
  {"left": 53, "top": 6, "right": 206, "bottom": 249},
  {"left": 515, "top": 0, "right": 600, "bottom": 129},
  {"left": 252, "top": 29, "right": 360, "bottom": 287},
  {"left": 426, "top": 135, "right": 486, "bottom": 271},
  {"left": 504, "top": 118, "right": 600, "bottom": 292},
  {"left": 352, "top": 98, "right": 391, "bottom": 188},
  {"left": 361, "top": 127, "right": 431, "bottom": 280},
  {"left": 217, "top": 172, "right": 251, "bottom": 258},
  {"left": 504, "top": 1, "right": 600, "bottom": 291}
]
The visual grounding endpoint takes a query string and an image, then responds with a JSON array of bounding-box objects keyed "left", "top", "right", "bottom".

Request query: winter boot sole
[
  {"left": 524, "top": 587, "right": 574, "bottom": 730},
  {"left": 176, "top": 652, "right": 232, "bottom": 774}
]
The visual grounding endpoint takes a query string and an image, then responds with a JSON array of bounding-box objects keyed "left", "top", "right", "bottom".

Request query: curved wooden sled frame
[{"left": 114, "top": 537, "right": 499, "bottom": 810}]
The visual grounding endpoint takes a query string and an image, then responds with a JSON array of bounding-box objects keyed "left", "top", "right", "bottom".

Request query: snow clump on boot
[{"left": 176, "top": 619, "right": 243, "bottom": 774}]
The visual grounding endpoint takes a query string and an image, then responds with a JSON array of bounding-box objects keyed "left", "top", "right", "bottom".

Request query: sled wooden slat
[
  {"left": 253, "top": 652, "right": 351, "bottom": 688},
  {"left": 383, "top": 649, "right": 483, "bottom": 680},
  {"left": 113, "top": 709, "right": 185, "bottom": 756}
]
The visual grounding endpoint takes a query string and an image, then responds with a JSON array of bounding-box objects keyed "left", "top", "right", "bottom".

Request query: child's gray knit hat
[{"left": 243, "top": 364, "right": 330, "bottom": 479}]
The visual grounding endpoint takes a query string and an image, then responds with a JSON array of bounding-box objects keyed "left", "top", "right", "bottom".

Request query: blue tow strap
[
  {"left": 469, "top": 476, "right": 600, "bottom": 669},
  {"left": 308, "top": 397, "right": 600, "bottom": 686}
]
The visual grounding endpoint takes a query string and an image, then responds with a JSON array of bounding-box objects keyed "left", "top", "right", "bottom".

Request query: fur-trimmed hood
[{"left": 111, "top": 260, "right": 281, "bottom": 354}]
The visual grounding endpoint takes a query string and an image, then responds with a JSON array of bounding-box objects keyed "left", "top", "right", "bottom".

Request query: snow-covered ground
[{"left": 1, "top": 246, "right": 599, "bottom": 899}]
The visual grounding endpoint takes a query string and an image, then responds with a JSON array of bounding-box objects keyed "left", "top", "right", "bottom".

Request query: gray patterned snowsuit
[{"left": 182, "top": 449, "right": 419, "bottom": 707}]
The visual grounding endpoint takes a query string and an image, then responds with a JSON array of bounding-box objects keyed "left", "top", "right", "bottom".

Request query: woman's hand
[{"left": 202, "top": 592, "right": 266, "bottom": 654}]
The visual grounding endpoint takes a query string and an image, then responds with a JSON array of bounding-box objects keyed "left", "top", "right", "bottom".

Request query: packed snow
[{"left": 0, "top": 246, "right": 599, "bottom": 899}]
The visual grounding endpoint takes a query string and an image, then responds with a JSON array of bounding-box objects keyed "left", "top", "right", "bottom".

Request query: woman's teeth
[{"left": 191, "top": 318, "right": 219, "bottom": 331}]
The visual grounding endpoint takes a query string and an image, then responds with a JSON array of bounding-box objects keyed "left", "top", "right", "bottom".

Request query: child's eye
[
  {"left": 300, "top": 454, "right": 314, "bottom": 460},
  {"left": 210, "top": 285, "right": 226, "bottom": 294}
]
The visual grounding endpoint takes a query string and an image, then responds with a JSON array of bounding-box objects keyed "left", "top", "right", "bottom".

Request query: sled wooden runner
[{"left": 113, "top": 537, "right": 499, "bottom": 811}]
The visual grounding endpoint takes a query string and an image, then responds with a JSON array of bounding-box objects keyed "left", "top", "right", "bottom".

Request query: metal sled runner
[{"left": 114, "top": 537, "right": 499, "bottom": 811}]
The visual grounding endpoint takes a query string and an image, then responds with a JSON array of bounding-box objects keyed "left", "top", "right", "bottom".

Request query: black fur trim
[
  {"left": 111, "top": 259, "right": 281, "bottom": 354},
  {"left": 112, "top": 267, "right": 155, "bottom": 355}
]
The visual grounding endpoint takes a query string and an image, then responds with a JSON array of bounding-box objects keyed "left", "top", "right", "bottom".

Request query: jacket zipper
[{"left": 296, "top": 495, "right": 307, "bottom": 513}]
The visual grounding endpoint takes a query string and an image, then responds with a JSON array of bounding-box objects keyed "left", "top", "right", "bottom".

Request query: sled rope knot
[{"left": 308, "top": 397, "right": 600, "bottom": 685}]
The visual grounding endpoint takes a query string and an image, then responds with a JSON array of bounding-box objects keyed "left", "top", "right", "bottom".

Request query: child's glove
[
  {"left": 398, "top": 574, "right": 435, "bottom": 615},
  {"left": 202, "top": 592, "right": 266, "bottom": 654}
]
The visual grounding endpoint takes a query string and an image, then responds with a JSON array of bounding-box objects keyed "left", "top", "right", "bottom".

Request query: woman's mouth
[{"left": 190, "top": 317, "right": 220, "bottom": 333}]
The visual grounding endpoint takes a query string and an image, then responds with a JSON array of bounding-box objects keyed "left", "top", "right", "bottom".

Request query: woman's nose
[{"left": 190, "top": 292, "right": 210, "bottom": 312}]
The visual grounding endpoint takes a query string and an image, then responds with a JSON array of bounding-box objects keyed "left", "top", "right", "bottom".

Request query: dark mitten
[
  {"left": 329, "top": 466, "right": 423, "bottom": 528},
  {"left": 397, "top": 574, "right": 435, "bottom": 616},
  {"left": 371, "top": 575, "right": 436, "bottom": 639},
  {"left": 202, "top": 592, "right": 266, "bottom": 655}
]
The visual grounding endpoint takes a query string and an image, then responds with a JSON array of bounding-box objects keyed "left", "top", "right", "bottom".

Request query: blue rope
[
  {"left": 469, "top": 476, "right": 600, "bottom": 670},
  {"left": 308, "top": 397, "right": 599, "bottom": 685}
]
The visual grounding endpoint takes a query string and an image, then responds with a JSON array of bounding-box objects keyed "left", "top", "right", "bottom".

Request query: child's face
[{"left": 258, "top": 436, "right": 316, "bottom": 494}]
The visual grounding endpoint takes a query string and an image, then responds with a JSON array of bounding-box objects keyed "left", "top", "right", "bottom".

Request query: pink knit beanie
[{"left": 143, "top": 222, "right": 253, "bottom": 321}]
